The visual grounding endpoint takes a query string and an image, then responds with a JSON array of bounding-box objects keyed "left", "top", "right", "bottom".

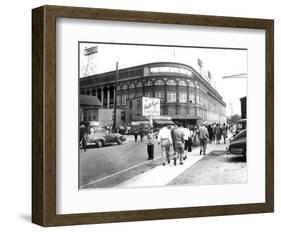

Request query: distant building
[
  {"left": 80, "top": 62, "right": 226, "bottom": 126},
  {"left": 80, "top": 94, "right": 102, "bottom": 122},
  {"left": 80, "top": 94, "right": 126, "bottom": 126}
]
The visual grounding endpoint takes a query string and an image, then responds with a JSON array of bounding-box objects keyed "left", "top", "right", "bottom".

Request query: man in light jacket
[{"left": 158, "top": 126, "right": 172, "bottom": 166}]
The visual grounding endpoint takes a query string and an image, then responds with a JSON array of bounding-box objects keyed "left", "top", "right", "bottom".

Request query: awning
[
  {"left": 80, "top": 94, "right": 102, "bottom": 106},
  {"left": 153, "top": 120, "right": 175, "bottom": 125}
]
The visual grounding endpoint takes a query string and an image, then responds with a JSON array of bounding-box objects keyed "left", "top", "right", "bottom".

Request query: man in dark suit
[
  {"left": 198, "top": 122, "right": 209, "bottom": 155},
  {"left": 171, "top": 123, "right": 185, "bottom": 165}
]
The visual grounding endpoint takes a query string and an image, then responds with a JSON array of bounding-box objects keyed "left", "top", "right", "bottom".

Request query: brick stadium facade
[{"left": 80, "top": 62, "right": 226, "bottom": 126}]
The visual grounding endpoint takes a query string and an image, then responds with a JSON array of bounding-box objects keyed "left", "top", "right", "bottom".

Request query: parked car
[
  {"left": 83, "top": 127, "right": 126, "bottom": 148},
  {"left": 228, "top": 129, "right": 246, "bottom": 158}
]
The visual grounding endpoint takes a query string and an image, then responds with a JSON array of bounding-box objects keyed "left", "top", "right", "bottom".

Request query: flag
[{"left": 197, "top": 58, "right": 203, "bottom": 68}]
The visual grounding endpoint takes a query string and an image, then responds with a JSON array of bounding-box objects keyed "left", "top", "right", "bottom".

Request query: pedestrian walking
[
  {"left": 171, "top": 123, "right": 185, "bottom": 165},
  {"left": 146, "top": 128, "right": 155, "bottom": 160},
  {"left": 221, "top": 123, "right": 227, "bottom": 144},
  {"left": 212, "top": 123, "right": 216, "bottom": 143},
  {"left": 187, "top": 131, "right": 193, "bottom": 152},
  {"left": 158, "top": 125, "right": 172, "bottom": 166},
  {"left": 170, "top": 124, "right": 178, "bottom": 159},
  {"left": 80, "top": 124, "right": 87, "bottom": 151},
  {"left": 182, "top": 125, "right": 192, "bottom": 159},
  {"left": 133, "top": 129, "right": 138, "bottom": 142},
  {"left": 198, "top": 122, "right": 209, "bottom": 155},
  {"left": 140, "top": 128, "right": 144, "bottom": 142},
  {"left": 215, "top": 123, "right": 221, "bottom": 144},
  {"left": 207, "top": 124, "right": 214, "bottom": 143}
]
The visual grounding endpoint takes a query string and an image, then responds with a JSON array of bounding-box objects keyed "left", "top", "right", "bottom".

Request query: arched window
[
  {"left": 117, "top": 85, "right": 121, "bottom": 91},
  {"left": 155, "top": 79, "right": 164, "bottom": 85},
  {"left": 178, "top": 80, "right": 187, "bottom": 86},
  {"left": 122, "top": 84, "right": 128, "bottom": 90},
  {"left": 189, "top": 81, "right": 195, "bottom": 88},
  {"left": 167, "top": 80, "right": 177, "bottom": 86},
  {"left": 129, "top": 83, "right": 135, "bottom": 89},
  {"left": 144, "top": 80, "right": 153, "bottom": 86},
  {"left": 136, "top": 82, "right": 143, "bottom": 88}
]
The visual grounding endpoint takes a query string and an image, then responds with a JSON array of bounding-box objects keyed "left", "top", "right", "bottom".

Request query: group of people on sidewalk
[
  {"left": 206, "top": 122, "right": 229, "bottom": 145},
  {"left": 146, "top": 123, "right": 194, "bottom": 166},
  {"left": 145, "top": 121, "right": 225, "bottom": 166}
]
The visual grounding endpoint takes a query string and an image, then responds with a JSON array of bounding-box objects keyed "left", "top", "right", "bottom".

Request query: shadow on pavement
[
  {"left": 225, "top": 155, "right": 247, "bottom": 163},
  {"left": 210, "top": 150, "right": 227, "bottom": 156}
]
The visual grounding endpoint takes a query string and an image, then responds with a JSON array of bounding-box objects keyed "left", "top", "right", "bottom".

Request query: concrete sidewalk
[{"left": 117, "top": 143, "right": 227, "bottom": 188}]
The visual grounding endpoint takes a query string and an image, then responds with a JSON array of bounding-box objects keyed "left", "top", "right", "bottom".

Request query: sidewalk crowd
[{"left": 134, "top": 121, "right": 234, "bottom": 167}]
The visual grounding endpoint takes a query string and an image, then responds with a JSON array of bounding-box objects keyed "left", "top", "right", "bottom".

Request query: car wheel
[
  {"left": 117, "top": 138, "right": 122, "bottom": 145},
  {"left": 96, "top": 140, "right": 103, "bottom": 148}
]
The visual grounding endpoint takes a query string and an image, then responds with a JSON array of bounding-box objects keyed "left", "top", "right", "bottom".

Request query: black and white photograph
[{"left": 78, "top": 42, "right": 247, "bottom": 189}]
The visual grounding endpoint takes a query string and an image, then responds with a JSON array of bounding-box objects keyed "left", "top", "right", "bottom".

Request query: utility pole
[{"left": 113, "top": 61, "right": 119, "bottom": 131}]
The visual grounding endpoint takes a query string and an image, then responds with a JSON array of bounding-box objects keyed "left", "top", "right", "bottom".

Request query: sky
[{"left": 79, "top": 42, "right": 247, "bottom": 116}]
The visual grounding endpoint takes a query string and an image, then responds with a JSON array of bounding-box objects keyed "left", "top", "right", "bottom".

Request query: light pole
[{"left": 113, "top": 61, "right": 119, "bottom": 131}]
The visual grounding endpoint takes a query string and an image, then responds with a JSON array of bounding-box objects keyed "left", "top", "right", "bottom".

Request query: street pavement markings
[
  {"left": 79, "top": 156, "right": 161, "bottom": 189},
  {"left": 117, "top": 152, "right": 203, "bottom": 188}
]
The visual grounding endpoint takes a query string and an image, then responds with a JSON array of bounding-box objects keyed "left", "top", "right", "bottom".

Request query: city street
[
  {"left": 80, "top": 136, "right": 247, "bottom": 189},
  {"left": 79, "top": 136, "right": 163, "bottom": 188}
]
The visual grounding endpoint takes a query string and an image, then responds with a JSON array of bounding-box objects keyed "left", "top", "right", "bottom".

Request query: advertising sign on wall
[{"left": 142, "top": 97, "right": 160, "bottom": 116}]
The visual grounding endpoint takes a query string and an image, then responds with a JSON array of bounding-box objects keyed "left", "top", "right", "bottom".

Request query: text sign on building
[{"left": 142, "top": 97, "right": 160, "bottom": 116}]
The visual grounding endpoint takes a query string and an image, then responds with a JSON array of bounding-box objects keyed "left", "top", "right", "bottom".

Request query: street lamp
[{"left": 113, "top": 61, "right": 119, "bottom": 131}]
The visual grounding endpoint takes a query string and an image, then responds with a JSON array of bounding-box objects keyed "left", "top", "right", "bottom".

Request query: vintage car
[
  {"left": 83, "top": 127, "right": 126, "bottom": 148},
  {"left": 228, "top": 129, "right": 246, "bottom": 157}
]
